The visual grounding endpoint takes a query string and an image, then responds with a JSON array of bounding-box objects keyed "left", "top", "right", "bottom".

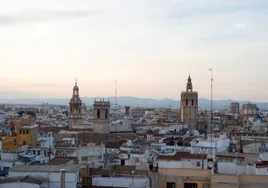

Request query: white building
[
  {"left": 0, "top": 175, "right": 48, "bottom": 188},
  {"left": 78, "top": 142, "right": 105, "bottom": 166},
  {"left": 157, "top": 151, "right": 207, "bottom": 169}
]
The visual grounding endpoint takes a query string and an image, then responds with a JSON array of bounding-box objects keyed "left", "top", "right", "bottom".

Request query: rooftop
[
  {"left": 9, "top": 164, "right": 79, "bottom": 173},
  {"left": 20, "top": 124, "right": 39, "bottom": 129},
  {"left": 49, "top": 157, "right": 77, "bottom": 165},
  {"left": 158, "top": 151, "right": 207, "bottom": 161},
  {"left": 0, "top": 175, "right": 48, "bottom": 185}
]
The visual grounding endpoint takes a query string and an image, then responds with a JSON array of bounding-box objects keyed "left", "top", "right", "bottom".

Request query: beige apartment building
[{"left": 151, "top": 168, "right": 268, "bottom": 188}]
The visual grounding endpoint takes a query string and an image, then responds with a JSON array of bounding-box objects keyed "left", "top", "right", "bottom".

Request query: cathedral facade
[{"left": 180, "top": 75, "right": 198, "bottom": 130}]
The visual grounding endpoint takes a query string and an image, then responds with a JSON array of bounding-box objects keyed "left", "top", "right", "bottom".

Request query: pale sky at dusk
[{"left": 1, "top": 0, "right": 268, "bottom": 101}]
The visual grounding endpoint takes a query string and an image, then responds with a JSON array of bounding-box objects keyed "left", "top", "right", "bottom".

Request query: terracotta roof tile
[
  {"left": 49, "top": 157, "right": 77, "bottom": 165},
  {"left": 158, "top": 151, "right": 207, "bottom": 161},
  {"left": 255, "top": 161, "right": 268, "bottom": 167},
  {"left": 105, "top": 142, "right": 121, "bottom": 149}
]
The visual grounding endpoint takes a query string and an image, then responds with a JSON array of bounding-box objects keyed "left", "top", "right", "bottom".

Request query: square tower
[
  {"left": 92, "top": 99, "right": 110, "bottom": 133},
  {"left": 180, "top": 75, "right": 198, "bottom": 130}
]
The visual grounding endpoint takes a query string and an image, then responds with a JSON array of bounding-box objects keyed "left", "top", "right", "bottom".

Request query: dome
[{"left": 73, "top": 84, "right": 79, "bottom": 90}]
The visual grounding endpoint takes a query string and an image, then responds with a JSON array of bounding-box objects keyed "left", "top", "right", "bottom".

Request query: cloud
[
  {"left": 0, "top": 9, "right": 99, "bottom": 25},
  {"left": 1, "top": 0, "right": 268, "bottom": 100},
  {"left": 30, "top": 84, "right": 60, "bottom": 87}
]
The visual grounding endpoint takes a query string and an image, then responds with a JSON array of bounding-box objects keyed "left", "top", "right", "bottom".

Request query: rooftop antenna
[
  {"left": 208, "top": 68, "right": 214, "bottom": 170},
  {"left": 113, "top": 80, "right": 118, "bottom": 119}
]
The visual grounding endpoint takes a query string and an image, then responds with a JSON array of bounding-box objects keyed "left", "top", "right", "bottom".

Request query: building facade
[
  {"left": 180, "top": 75, "right": 198, "bottom": 130},
  {"left": 0, "top": 124, "right": 38, "bottom": 151},
  {"left": 152, "top": 168, "right": 268, "bottom": 188}
]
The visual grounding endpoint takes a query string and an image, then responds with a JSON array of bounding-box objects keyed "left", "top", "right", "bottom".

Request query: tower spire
[
  {"left": 186, "top": 74, "right": 193, "bottom": 92},
  {"left": 75, "top": 77, "right": 77, "bottom": 85}
]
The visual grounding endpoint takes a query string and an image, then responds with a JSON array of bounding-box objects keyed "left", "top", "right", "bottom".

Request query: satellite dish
[{"left": 128, "top": 184, "right": 136, "bottom": 188}]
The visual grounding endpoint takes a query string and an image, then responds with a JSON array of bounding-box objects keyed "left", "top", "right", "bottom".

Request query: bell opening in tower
[
  {"left": 105, "top": 109, "right": 108, "bottom": 119},
  {"left": 97, "top": 109, "right": 100, "bottom": 119}
]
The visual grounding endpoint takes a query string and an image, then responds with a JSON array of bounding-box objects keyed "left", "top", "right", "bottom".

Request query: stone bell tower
[
  {"left": 68, "top": 79, "right": 83, "bottom": 129},
  {"left": 180, "top": 74, "right": 198, "bottom": 130},
  {"left": 92, "top": 99, "right": 110, "bottom": 133}
]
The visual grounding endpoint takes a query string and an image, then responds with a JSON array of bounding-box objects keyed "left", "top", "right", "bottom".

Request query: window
[
  {"left": 167, "top": 182, "right": 175, "bottom": 188},
  {"left": 203, "top": 184, "right": 210, "bottom": 188},
  {"left": 186, "top": 99, "right": 188, "bottom": 106},
  {"left": 192, "top": 99, "right": 194, "bottom": 106},
  {"left": 184, "top": 183, "right": 197, "bottom": 188},
  {"left": 196, "top": 161, "right": 201, "bottom": 167},
  {"left": 105, "top": 109, "right": 108, "bottom": 119},
  {"left": 97, "top": 109, "right": 100, "bottom": 119},
  {"left": 26, "top": 130, "right": 29, "bottom": 134},
  {"left": 13, "top": 139, "right": 17, "bottom": 145},
  {"left": 83, "top": 177, "right": 92, "bottom": 186}
]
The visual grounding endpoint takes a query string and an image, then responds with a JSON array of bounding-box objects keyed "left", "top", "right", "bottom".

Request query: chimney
[{"left": 60, "top": 169, "right": 66, "bottom": 188}]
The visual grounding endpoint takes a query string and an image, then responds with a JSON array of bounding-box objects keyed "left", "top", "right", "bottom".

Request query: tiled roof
[
  {"left": 158, "top": 151, "right": 207, "bottom": 161},
  {"left": 255, "top": 161, "right": 268, "bottom": 168},
  {"left": 216, "top": 154, "right": 245, "bottom": 159},
  {"left": 105, "top": 141, "right": 121, "bottom": 149},
  {"left": 49, "top": 157, "right": 77, "bottom": 165}
]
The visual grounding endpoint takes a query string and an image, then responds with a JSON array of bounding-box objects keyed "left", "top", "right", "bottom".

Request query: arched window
[
  {"left": 192, "top": 99, "right": 194, "bottom": 106},
  {"left": 105, "top": 109, "right": 108, "bottom": 119},
  {"left": 186, "top": 99, "right": 188, "bottom": 106},
  {"left": 97, "top": 109, "right": 100, "bottom": 119}
]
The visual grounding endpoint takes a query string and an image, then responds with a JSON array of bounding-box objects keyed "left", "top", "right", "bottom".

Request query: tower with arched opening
[
  {"left": 180, "top": 74, "right": 198, "bottom": 130},
  {"left": 92, "top": 98, "right": 110, "bottom": 133}
]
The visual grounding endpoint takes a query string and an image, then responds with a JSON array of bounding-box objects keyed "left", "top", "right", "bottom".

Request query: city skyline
[{"left": 1, "top": 0, "right": 268, "bottom": 101}]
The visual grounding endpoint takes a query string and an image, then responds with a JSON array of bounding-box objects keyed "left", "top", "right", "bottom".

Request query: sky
[{"left": 0, "top": 0, "right": 268, "bottom": 101}]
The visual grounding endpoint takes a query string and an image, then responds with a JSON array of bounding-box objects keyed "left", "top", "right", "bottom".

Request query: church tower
[
  {"left": 180, "top": 74, "right": 198, "bottom": 130},
  {"left": 68, "top": 79, "right": 83, "bottom": 129},
  {"left": 92, "top": 99, "right": 110, "bottom": 133}
]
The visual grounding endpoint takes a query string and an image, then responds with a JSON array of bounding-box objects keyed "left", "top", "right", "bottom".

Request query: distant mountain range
[{"left": 0, "top": 93, "right": 268, "bottom": 109}]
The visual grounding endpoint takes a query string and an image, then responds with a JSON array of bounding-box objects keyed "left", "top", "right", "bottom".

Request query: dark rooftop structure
[{"left": 0, "top": 175, "right": 48, "bottom": 185}]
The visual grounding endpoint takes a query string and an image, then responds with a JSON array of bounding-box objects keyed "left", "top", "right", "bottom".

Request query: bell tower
[
  {"left": 68, "top": 79, "right": 83, "bottom": 129},
  {"left": 180, "top": 74, "right": 198, "bottom": 130},
  {"left": 92, "top": 99, "right": 110, "bottom": 133}
]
